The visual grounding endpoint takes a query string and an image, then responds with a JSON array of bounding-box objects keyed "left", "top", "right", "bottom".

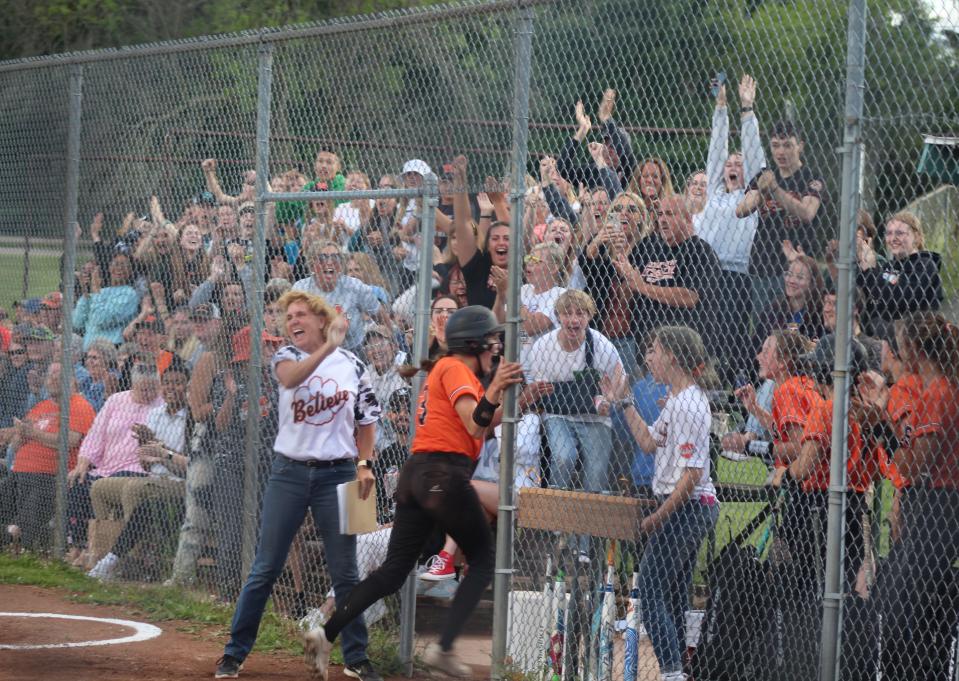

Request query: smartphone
[{"left": 710, "top": 71, "right": 727, "bottom": 98}]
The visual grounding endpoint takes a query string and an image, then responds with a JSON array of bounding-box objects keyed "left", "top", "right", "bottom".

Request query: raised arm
[
  {"left": 451, "top": 155, "right": 478, "bottom": 267},
  {"left": 739, "top": 75, "right": 766, "bottom": 187},
  {"left": 704, "top": 85, "right": 729, "bottom": 197},
  {"left": 202, "top": 158, "right": 241, "bottom": 207},
  {"left": 539, "top": 157, "right": 578, "bottom": 226},
  {"left": 599, "top": 90, "right": 638, "bottom": 186}
]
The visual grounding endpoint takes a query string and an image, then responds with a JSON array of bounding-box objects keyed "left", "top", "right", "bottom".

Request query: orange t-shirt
[
  {"left": 771, "top": 375, "right": 823, "bottom": 468},
  {"left": 801, "top": 398, "right": 875, "bottom": 493},
  {"left": 12, "top": 394, "right": 97, "bottom": 475},
  {"left": 911, "top": 376, "right": 959, "bottom": 489},
  {"left": 413, "top": 356, "right": 484, "bottom": 460},
  {"left": 157, "top": 350, "right": 174, "bottom": 375},
  {"left": 877, "top": 373, "right": 922, "bottom": 489}
]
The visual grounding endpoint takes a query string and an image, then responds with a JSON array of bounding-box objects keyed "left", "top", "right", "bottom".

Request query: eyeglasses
[
  {"left": 612, "top": 205, "right": 642, "bottom": 214},
  {"left": 9, "top": 348, "right": 25, "bottom": 356}
]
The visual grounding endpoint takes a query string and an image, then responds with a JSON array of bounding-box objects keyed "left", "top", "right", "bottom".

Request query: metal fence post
[
  {"left": 820, "top": 0, "right": 867, "bottom": 678},
  {"left": 398, "top": 172, "right": 439, "bottom": 676},
  {"left": 55, "top": 64, "right": 83, "bottom": 558},
  {"left": 491, "top": 2, "right": 534, "bottom": 678},
  {"left": 242, "top": 39, "right": 274, "bottom": 579}
]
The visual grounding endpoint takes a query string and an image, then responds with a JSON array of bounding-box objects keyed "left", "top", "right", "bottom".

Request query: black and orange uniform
[
  {"left": 771, "top": 375, "right": 823, "bottom": 468},
  {"left": 876, "top": 373, "right": 922, "bottom": 492},
  {"left": 878, "top": 376, "right": 959, "bottom": 680},
  {"left": 324, "top": 355, "right": 496, "bottom": 652},
  {"left": 800, "top": 398, "right": 879, "bottom": 591}
]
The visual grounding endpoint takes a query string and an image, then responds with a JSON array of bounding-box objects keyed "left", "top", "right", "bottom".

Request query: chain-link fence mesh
[{"left": 0, "top": 0, "right": 957, "bottom": 679}]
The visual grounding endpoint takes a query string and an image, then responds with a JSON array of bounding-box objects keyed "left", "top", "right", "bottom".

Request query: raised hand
[
  {"left": 574, "top": 100, "right": 592, "bottom": 142},
  {"left": 325, "top": 314, "right": 349, "bottom": 349},
  {"left": 476, "top": 192, "right": 495, "bottom": 216},
  {"left": 588, "top": 141, "right": 609, "bottom": 169},
  {"left": 539, "top": 156, "right": 556, "bottom": 186},
  {"left": 89, "top": 212, "right": 104, "bottom": 243},
  {"left": 451, "top": 154, "right": 468, "bottom": 188},
  {"left": 201, "top": 158, "right": 217, "bottom": 173},
  {"left": 598, "top": 88, "right": 616, "bottom": 123},
  {"left": 739, "top": 74, "right": 756, "bottom": 110},
  {"left": 716, "top": 83, "right": 727, "bottom": 109}
]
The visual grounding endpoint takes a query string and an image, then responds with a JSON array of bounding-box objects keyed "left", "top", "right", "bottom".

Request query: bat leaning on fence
[
  {"left": 598, "top": 541, "right": 616, "bottom": 681},
  {"left": 547, "top": 567, "right": 567, "bottom": 681},
  {"left": 623, "top": 571, "right": 640, "bottom": 681}
]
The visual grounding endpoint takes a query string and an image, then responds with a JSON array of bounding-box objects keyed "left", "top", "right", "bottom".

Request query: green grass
[
  {"left": 0, "top": 252, "right": 64, "bottom": 313},
  {"left": 0, "top": 551, "right": 405, "bottom": 673}
]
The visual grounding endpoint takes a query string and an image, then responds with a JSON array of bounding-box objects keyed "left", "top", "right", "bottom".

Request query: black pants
[
  {"left": 776, "top": 489, "right": 868, "bottom": 681},
  {"left": 1, "top": 472, "right": 56, "bottom": 551},
  {"left": 714, "top": 269, "right": 752, "bottom": 385},
  {"left": 324, "top": 452, "right": 494, "bottom": 650},
  {"left": 877, "top": 487, "right": 959, "bottom": 680}
]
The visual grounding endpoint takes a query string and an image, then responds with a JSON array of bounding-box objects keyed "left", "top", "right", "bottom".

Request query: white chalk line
[{"left": 0, "top": 612, "right": 162, "bottom": 650}]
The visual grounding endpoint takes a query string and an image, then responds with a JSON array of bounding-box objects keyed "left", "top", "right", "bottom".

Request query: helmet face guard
[{"left": 445, "top": 306, "right": 504, "bottom": 356}]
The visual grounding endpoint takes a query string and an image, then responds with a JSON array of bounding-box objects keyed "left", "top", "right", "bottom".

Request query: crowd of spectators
[{"left": 0, "top": 76, "right": 951, "bottom": 670}]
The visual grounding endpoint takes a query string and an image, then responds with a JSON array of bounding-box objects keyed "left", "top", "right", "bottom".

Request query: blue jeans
[
  {"left": 224, "top": 456, "right": 368, "bottom": 665},
  {"left": 638, "top": 498, "right": 718, "bottom": 674},
  {"left": 543, "top": 417, "right": 613, "bottom": 493}
]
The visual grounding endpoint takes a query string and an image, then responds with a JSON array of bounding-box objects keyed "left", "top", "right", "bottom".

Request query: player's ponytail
[{"left": 651, "top": 326, "right": 719, "bottom": 391}]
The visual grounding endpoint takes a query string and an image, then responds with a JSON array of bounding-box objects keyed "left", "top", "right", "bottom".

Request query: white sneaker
[
  {"left": 87, "top": 552, "right": 119, "bottom": 581},
  {"left": 423, "top": 642, "right": 471, "bottom": 677},
  {"left": 303, "top": 626, "right": 333, "bottom": 681},
  {"left": 661, "top": 672, "right": 687, "bottom": 681}
]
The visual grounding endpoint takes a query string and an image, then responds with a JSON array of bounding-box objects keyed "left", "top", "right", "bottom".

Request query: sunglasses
[
  {"left": 9, "top": 348, "right": 25, "bottom": 356},
  {"left": 315, "top": 253, "right": 342, "bottom": 263}
]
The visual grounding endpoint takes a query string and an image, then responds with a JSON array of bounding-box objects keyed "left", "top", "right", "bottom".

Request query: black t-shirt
[
  {"left": 629, "top": 233, "right": 721, "bottom": 353},
  {"left": 461, "top": 249, "right": 496, "bottom": 310},
  {"left": 749, "top": 165, "right": 827, "bottom": 278}
]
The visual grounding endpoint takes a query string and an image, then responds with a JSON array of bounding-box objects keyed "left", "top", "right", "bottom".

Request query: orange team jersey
[
  {"left": 911, "top": 376, "right": 959, "bottom": 489},
  {"left": 12, "top": 394, "right": 97, "bottom": 475},
  {"left": 877, "top": 373, "right": 922, "bottom": 490},
  {"left": 413, "top": 356, "right": 484, "bottom": 460},
  {"left": 771, "top": 376, "right": 823, "bottom": 468},
  {"left": 800, "top": 398, "right": 875, "bottom": 493}
]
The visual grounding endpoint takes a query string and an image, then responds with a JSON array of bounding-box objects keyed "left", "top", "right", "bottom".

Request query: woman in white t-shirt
[
  {"left": 614, "top": 326, "right": 719, "bottom": 681},
  {"left": 215, "top": 290, "right": 382, "bottom": 681}
]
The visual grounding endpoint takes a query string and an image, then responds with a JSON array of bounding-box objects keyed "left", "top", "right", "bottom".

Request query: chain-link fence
[{"left": 0, "top": 1, "right": 957, "bottom": 680}]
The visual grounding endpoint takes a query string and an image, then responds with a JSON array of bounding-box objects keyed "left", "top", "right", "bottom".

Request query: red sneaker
[{"left": 420, "top": 550, "right": 456, "bottom": 581}]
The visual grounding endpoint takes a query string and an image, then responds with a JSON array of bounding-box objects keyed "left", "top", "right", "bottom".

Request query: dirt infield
[{"left": 0, "top": 584, "right": 352, "bottom": 681}]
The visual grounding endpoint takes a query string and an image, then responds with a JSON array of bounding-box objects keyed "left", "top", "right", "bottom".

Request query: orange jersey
[
  {"left": 413, "top": 356, "right": 484, "bottom": 460},
  {"left": 911, "top": 376, "right": 959, "bottom": 489},
  {"left": 801, "top": 398, "right": 875, "bottom": 493},
  {"left": 771, "top": 376, "right": 823, "bottom": 468},
  {"left": 12, "top": 395, "right": 96, "bottom": 475},
  {"left": 877, "top": 373, "right": 922, "bottom": 489}
]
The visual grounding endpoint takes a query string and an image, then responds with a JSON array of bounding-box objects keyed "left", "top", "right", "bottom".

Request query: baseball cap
[
  {"left": 134, "top": 315, "right": 164, "bottom": 333},
  {"left": 190, "top": 303, "right": 221, "bottom": 322},
  {"left": 386, "top": 387, "right": 412, "bottom": 413},
  {"left": 24, "top": 324, "right": 56, "bottom": 342},
  {"left": 231, "top": 325, "right": 284, "bottom": 363},
  {"left": 401, "top": 159, "right": 431, "bottom": 177},
  {"left": 20, "top": 298, "right": 42, "bottom": 314},
  {"left": 41, "top": 292, "right": 62, "bottom": 309},
  {"left": 193, "top": 190, "right": 216, "bottom": 206},
  {"left": 364, "top": 325, "right": 394, "bottom": 343}
]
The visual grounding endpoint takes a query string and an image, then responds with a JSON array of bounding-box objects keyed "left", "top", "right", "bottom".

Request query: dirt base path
[{"left": 0, "top": 584, "right": 333, "bottom": 681}]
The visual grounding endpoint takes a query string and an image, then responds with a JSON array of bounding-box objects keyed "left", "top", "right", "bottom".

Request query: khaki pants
[{"left": 91, "top": 476, "right": 183, "bottom": 522}]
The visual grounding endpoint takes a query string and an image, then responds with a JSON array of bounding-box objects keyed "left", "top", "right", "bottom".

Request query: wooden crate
[{"left": 516, "top": 488, "right": 656, "bottom": 541}]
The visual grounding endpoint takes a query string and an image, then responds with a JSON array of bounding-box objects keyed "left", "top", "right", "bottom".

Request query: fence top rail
[{"left": 0, "top": 0, "right": 547, "bottom": 73}]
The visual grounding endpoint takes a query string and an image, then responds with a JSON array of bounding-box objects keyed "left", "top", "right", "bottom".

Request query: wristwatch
[{"left": 356, "top": 459, "right": 373, "bottom": 470}]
